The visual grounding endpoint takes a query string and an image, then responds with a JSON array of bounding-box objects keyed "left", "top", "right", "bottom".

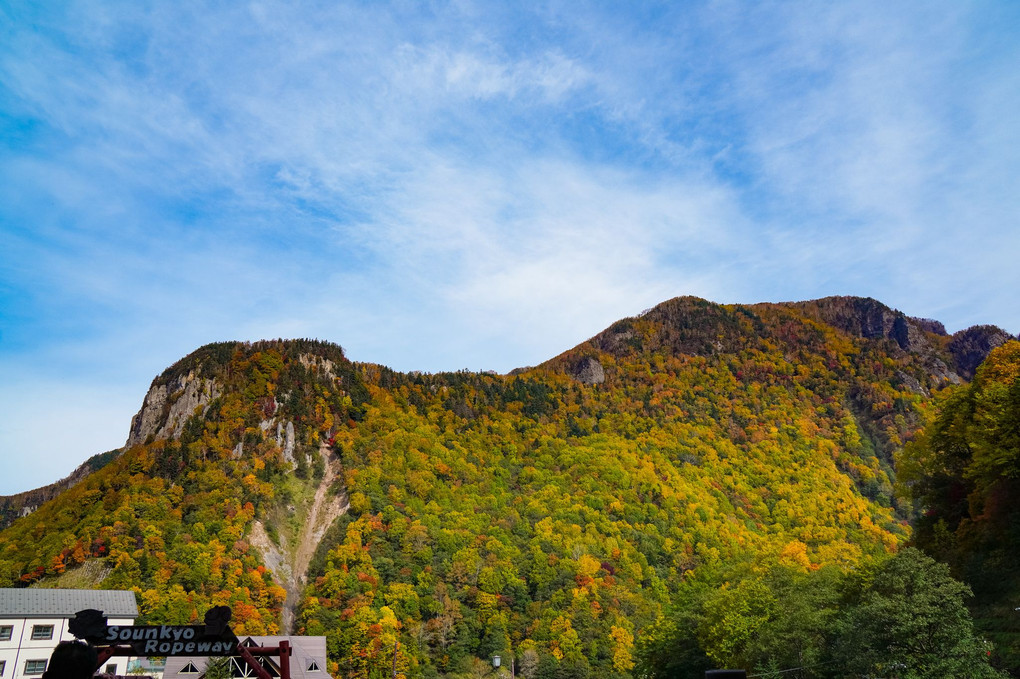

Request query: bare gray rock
[
  {"left": 125, "top": 371, "right": 220, "bottom": 447},
  {"left": 896, "top": 370, "right": 929, "bottom": 396},
  {"left": 949, "top": 325, "right": 1014, "bottom": 379},
  {"left": 573, "top": 357, "right": 605, "bottom": 385},
  {"left": 923, "top": 356, "right": 962, "bottom": 386},
  {"left": 276, "top": 421, "right": 296, "bottom": 464},
  {"left": 910, "top": 317, "right": 948, "bottom": 336},
  {"left": 802, "top": 296, "right": 934, "bottom": 354}
]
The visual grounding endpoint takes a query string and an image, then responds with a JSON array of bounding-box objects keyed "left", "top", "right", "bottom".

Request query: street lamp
[{"left": 492, "top": 653, "right": 515, "bottom": 677}]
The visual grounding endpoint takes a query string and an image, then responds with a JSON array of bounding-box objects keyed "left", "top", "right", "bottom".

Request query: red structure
[{"left": 94, "top": 640, "right": 293, "bottom": 679}]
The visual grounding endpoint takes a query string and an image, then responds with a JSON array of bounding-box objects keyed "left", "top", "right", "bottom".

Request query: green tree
[
  {"left": 203, "top": 657, "right": 232, "bottom": 679},
  {"left": 634, "top": 614, "right": 711, "bottom": 679},
  {"left": 741, "top": 565, "right": 842, "bottom": 677},
  {"left": 832, "top": 548, "right": 1003, "bottom": 679},
  {"left": 896, "top": 342, "right": 1020, "bottom": 669}
]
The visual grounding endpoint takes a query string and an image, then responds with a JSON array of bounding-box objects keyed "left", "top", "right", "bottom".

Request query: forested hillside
[{"left": 0, "top": 296, "right": 1015, "bottom": 678}]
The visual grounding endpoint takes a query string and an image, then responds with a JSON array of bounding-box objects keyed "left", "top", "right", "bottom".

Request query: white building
[{"left": 0, "top": 589, "right": 138, "bottom": 679}]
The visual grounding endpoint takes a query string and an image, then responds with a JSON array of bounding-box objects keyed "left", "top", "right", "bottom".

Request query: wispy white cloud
[
  {"left": 356, "top": 157, "right": 745, "bottom": 362},
  {"left": 1, "top": 0, "right": 1018, "bottom": 492},
  {"left": 392, "top": 45, "right": 591, "bottom": 102}
]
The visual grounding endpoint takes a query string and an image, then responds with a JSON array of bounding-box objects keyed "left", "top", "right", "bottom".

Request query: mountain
[
  {"left": 0, "top": 296, "right": 1015, "bottom": 677},
  {"left": 0, "top": 449, "right": 120, "bottom": 529}
]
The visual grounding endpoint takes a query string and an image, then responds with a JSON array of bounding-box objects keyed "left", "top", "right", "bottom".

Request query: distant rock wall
[
  {"left": 572, "top": 357, "right": 605, "bottom": 385},
  {"left": 125, "top": 354, "right": 311, "bottom": 463},
  {"left": 549, "top": 296, "right": 1015, "bottom": 394},
  {"left": 805, "top": 296, "right": 934, "bottom": 354},
  {"left": 910, "top": 317, "right": 948, "bottom": 336},
  {"left": 793, "top": 297, "right": 1016, "bottom": 386},
  {"left": 278, "top": 420, "right": 296, "bottom": 464},
  {"left": 950, "top": 325, "right": 1016, "bottom": 379},
  {"left": 125, "top": 370, "right": 220, "bottom": 447}
]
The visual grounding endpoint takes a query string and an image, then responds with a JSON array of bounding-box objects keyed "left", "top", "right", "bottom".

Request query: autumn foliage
[{"left": 0, "top": 299, "right": 1008, "bottom": 677}]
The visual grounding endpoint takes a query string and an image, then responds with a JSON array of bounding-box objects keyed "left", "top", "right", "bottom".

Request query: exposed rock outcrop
[
  {"left": 950, "top": 325, "right": 1015, "bottom": 379},
  {"left": 922, "top": 356, "right": 962, "bottom": 386},
  {"left": 802, "top": 296, "right": 933, "bottom": 353},
  {"left": 277, "top": 421, "right": 296, "bottom": 464},
  {"left": 126, "top": 370, "right": 220, "bottom": 447},
  {"left": 299, "top": 353, "right": 339, "bottom": 379},
  {"left": 793, "top": 297, "right": 975, "bottom": 387},
  {"left": 572, "top": 357, "right": 605, "bottom": 385},
  {"left": 553, "top": 296, "right": 989, "bottom": 391},
  {"left": 910, "top": 317, "right": 948, "bottom": 336},
  {"left": 896, "top": 370, "right": 929, "bottom": 396}
]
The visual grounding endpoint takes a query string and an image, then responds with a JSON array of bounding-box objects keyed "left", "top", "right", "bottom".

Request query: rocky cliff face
[
  {"left": 546, "top": 296, "right": 1016, "bottom": 399},
  {"left": 572, "top": 356, "right": 605, "bottom": 384},
  {"left": 949, "top": 325, "right": 1017, "bottom": 379},
  {"left": 799, "top": 297, "right": 1016, "bottom": 381},
  {"left": 798, "top": 296, "right": 935, "bottom": 354},
  {"left": 910, "top": 317, "right": 948, "bottom": 336},
  {"left": 125, "top": 370, "right": 221, "bottom": 447},
  {"left": 785, "top": 297, "right": 1020, "bottom": 388}
]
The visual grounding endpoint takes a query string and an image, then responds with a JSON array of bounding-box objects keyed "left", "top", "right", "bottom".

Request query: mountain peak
[
  {"left": 949, "top": 324, "right": 1017, "bottom": 379},
  {"left": 3, "top": 293, "right": 1017, "bottom": 676},
  {"left": 127, "top": 338, "right": 362, "bottom": 449}
]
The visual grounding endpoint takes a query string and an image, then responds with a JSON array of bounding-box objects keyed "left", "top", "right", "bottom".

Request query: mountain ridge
[
  {"left": 1, "top": 294, "right": 1017, "bottom": 677},
  {"left": 2, "top": 296, "right": 1014, "bottom": 522}
]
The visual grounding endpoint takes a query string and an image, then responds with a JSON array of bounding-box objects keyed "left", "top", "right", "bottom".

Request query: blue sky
[{"left": 2, "top": 1, "right": 1018, "bottom": 494}]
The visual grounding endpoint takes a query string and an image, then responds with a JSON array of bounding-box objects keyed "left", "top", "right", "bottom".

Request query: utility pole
[{"left": 392, "top": 640, "right": 398, "bottom": 678}]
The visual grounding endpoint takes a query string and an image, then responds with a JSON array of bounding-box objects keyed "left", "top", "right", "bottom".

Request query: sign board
[
  {"left": 69, "top": 605, "right": 239, "bottom": 656},
  {"left": 100, "top": 623, "right": 239, "bottom": 656}
]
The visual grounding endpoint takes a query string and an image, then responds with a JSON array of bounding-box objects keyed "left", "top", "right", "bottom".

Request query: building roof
[
  {"left": 163, "top": 636, "right": 329, "bottom": 679},
  {"left": 0, "top": 588, "right": 138, "bottom": 619}
]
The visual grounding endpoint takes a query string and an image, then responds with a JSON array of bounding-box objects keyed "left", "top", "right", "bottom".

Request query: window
[
  {"left": 105, "top": 664, "right": 118, "bottom": 675},
  {"left": 0, "top": 659, "right": 6, "bottom": 676},
  {"left": 24, "top": 660, "right": 47, "bottom": 675},
  {"left": 0, "top": 625, "right": 12, "bottom": 641},
  {"left": 30, "top": 625, "right": 53, "bottom": 640},
  {"left": 229, "top": 658, "right": 258, "bottom": 677},
  {"left": 257, "top": 657, "right": 279, "bottom": 677},
  {"left": 226, "top": 657, "right": 279, "bottom": 678},
  {"left": 307, "top": 660, "right": 320, "bottom": 671},
  {"left": 180, "top": 662, "right": 199, "bottom": 674}
]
